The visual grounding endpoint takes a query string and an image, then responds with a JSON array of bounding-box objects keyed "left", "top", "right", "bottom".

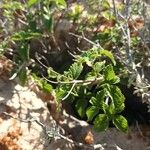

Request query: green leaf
[
  {"left": 84, "top": 57, "right": 93, "bottom": 67},
  {"left": 2, "top": 2, "right": 23, "bottom": 9},
  {"left": 113, "top": 115, "right": 128, "bottom": 132},
  {"left": 94, "top": 114, "right": 109, "bottom": 132},
  {"left": 18, "top": 68, "right": 27, "bottom": 86},
  {"left": 71, "top": 87, "right": 79, "bottom": 97},
  {"left": 18, "top": 43, "right": 29, "bottom": 61},
  {"left": 28, "top": 0, "right": 39, "bottom": 7},
  {"left": 93, "top": 61, "right": 105, "bottom": 73},
  {"left": 101, "top": 11, "right": 115, "bottom": 20},
  {"left": 79, "top": 48, "right": 99, "bottom": 65},
  {"left": 47, "top": 67, "right": 60, "bottom": 78},
  {"left": 43, "top": 14, "right": 53, "bottom": 33},
  {"left": 85, "top": 71, "right": 97, "bottom": 80},
  {"left": 55, "top": 85, "right": 70, "bottom": 101},
  {"left": 76, "top": 99, "right": 88, "bottom": 118},
  {"left": 104, "top": 64, "right": 119, "bottom": 84},
  {"left": 11, "top": 31, "right": 41, "bottom": 41},
  {"left": 101, "top": 102, "right": 109, "bottom": 114},
  {"left": 105, "top": 103, "right": 115, "bottom": 118},
  {"left": 42, "top": 81, "right": 53, "bottom": 93},
  {"left": 55, "top": 0, "right": 67, "bottom": 8},
  {"left": 89, "top": 97, "right": 98, "bottom": 105},
  {"left": 32, "top": 75, "right": 53, "bottom": 93},
  {"left": 110, "top": 86, "right": 125, "bottom": 113},
  {"left": 86, "top": 106, "right": 99, "bottom": 121},
  {"left": 96, "top": 90, "right": 106, "bottom": 108},
  {"left": 68, "top": 63, "right": 83, "bottom": 79},
  {"left": 112, "top": 76, "right": 120, "bottom": 84},
  {"left": 100, "top": 50, "right": 116, "bottom": 65},
  {"left": 101, "top": 0, "right": 111, "bottom": 10},
  {"left": 104, "top": 65, "right": 115, "bottom": 81}
]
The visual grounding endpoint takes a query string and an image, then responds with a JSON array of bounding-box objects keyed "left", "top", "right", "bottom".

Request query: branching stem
[{"left": 42, "top": 75, "right": 103, "bottom": 86}]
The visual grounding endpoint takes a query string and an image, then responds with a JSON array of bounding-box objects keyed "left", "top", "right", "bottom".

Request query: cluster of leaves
[{"left": 41, "top": 48, "right": 128, "bottom": 132}]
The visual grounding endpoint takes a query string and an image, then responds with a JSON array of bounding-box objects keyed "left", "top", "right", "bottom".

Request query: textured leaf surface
[
  {"left": 93, "top": 61, "right": 105, "bottom": 73},
  {"left": 28, "top": 0, "right": 39, "bottom": 7},
  {"left": 42, "top": 82, "right": 53, "bottom": 93},
  {"left": 12, "top": 31, "right": 41, "bottom": 41},
  {"left": 104, "top": 65, "right": 120, "bottom": 84},
  {"left": 76, "top": 99, "right": 88, "bottom": 118},
  {"left": 100, "top": 50, "right": 116, "bottom": 65},
  {"left": 86, "top": 106, "right": 99, "bottom": 121},
  {"left": 68, "top": 63, "right": 83, "bottom": 79},
  {"left": 104, "top": 65, "right": 116, "bottom": 81},
  {"left": 111, "top": 86, "right": 125, "bottom": 113},
  {"left": 94, "top": 114, "right": 109, "bottom": 132},
  {"left": 56, "top": 0, "right": 67, "bottom": 8},
  {"left": 113, "top": 115, "right": 128, "bottom": 132},
  {"left": 89, "top": 97, "right": 97, "bottom": 105},
  {"left": 47, "top": 67, "right": 60, "bottom": 78},
  {"left": 96, "top": 90, "right": 106, "bottom": 108}
]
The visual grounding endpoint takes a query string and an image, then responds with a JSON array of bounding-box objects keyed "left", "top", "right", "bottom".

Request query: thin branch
[
  {"left": 63, "top": 110, "right": 89, "bottom": 126},
  {"left": 42, "top": 75, "right": 103, "bottom": 85},
  {"left": 35, "top": 52, "right": 49, "bottom": 69},
  {"left": 67, "top": 50, "right": 76, "bottom": 58},
  {"left": 41, "top": 74, "right": 58, "bottom": 84},
  {"left": 112, "top": 0, "right": 134, "bottom": 67},
  {"left": 112, "top": 0, "right": 118, "bottom": 20},
  {"left": 125, "top": 0, "right": 131, "bottom": 20},
  {"left": 116, "top": 4, "right": 136, "bottom": 71},
  {"left": 69, "top": 32, "right": 103, "bottom": 49},
  {"left": 58, "top": 133, "right": 104, "bottom": 150},
  {"left": 17, "top": 18, "right": 28, "bottom": 25},
  {"left": 124, "top": 0, "right": 135, "bottom": 67},
  {"left": 62, "top": 82, "right": 76, "bottom": 101},
  {"left": 9, "top": 62, "right": 28, "bottom": 80}
]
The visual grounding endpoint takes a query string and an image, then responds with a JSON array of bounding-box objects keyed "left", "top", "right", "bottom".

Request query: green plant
[{"left": 42, "top": 48, "right": 128, "bottom": 132}]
